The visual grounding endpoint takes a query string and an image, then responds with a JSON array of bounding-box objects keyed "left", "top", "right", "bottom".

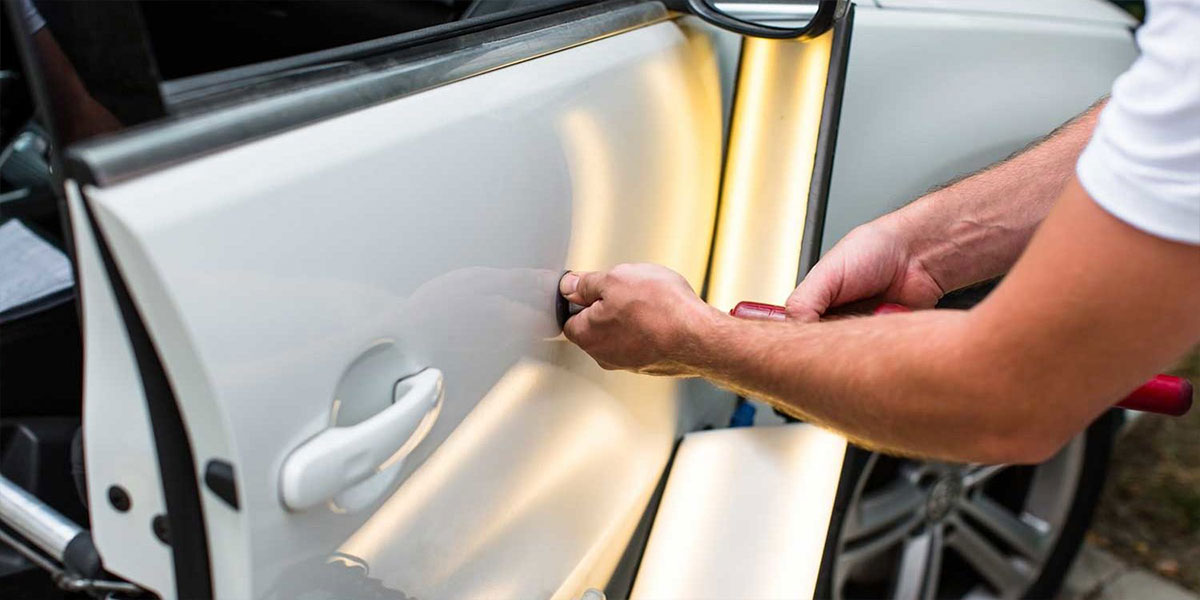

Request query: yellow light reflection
[
  {"left": 338, "top": 362, "right": 541, "bottom": 559},
  {"left": 630, "top": 426, "right": 847, "bottom": 599},
  {"left": 558, "top": 24, "right": 725, "bottom": 289},
  {"left": 561, "top": 110, "right": 615, "bottom": 272},
  {"left": 427, "top": 387, "right": 622, "bottom": 583},
  {"left": 634, "top": 29, "right": 852, "bottom": 600},
  {"left": 552, "top": 477, "right": 657, "bottom": 599},
  {"left": 707, "top": 32, "right": 834, "bottom": 310},
  {"left": 639, "top": 33, "right": 724, "bottom": 287},
  {"left": 335, "top": 355, "right": 675, "bottom": 599}
]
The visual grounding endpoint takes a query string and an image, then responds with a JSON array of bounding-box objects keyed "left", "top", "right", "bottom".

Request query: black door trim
[
  {"left": 796, "top": 3, "right": 854, "bottom": 280},
  {"left": 65, "top": 1, "right": 669, "bottom": 187},
  {"left": 78, "top": 199, "right": 214, "bottom": 599},
  {"left": 802, "top": 6, "right": 860, "bottom": 597}
]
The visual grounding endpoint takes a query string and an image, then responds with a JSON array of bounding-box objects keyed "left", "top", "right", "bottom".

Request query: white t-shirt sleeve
[
  {"left": 19, "top": 0, "right": 46, "bottom": 33},
  {"left": 1076, "top": 0, "right": 1200, "bottom": 245}
]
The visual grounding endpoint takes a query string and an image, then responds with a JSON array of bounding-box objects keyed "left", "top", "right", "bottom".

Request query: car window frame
[
  {"left": 63, "top": 0, "right": 666, "bottom": 187},
  {"left": 155, "top": 0, "right": 602, "bottom": 112}
]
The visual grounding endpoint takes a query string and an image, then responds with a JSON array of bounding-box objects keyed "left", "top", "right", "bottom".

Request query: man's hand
[
  {"left": 786, "top": 219, "right": 944, "bottom": 321},
  {"left": 787, "top": 101, "right": 1106, "bottom": 322},
  {"left": 559, "top": 264, "right": 719, "bottom": 375}
]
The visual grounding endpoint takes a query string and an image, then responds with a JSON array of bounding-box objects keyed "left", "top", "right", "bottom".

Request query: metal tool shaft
[{"left": 0, "top": 475, "right": 82, "bottom": 563}]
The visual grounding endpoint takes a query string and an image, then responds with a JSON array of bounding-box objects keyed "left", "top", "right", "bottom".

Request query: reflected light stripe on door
[{"left": 707, "top": 31, "right": 833, "bottom": 311}]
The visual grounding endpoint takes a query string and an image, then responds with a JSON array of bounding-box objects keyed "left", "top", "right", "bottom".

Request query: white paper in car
[{"left": 0, "top": 219, "right": 74, "bottom": 313}]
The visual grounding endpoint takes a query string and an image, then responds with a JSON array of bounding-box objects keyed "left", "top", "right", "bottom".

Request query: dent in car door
[{"left": 68, "top": 4, "right": 726, "bottom": 599}]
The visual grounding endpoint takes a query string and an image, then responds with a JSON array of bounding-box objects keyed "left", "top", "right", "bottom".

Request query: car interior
[{"left": 1, "top": 12, "right": 89, "bottom": 598}]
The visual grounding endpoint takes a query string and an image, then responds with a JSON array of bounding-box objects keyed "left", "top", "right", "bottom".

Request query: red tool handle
[
  {"left": 1118, "top": 374, "right": 1194, "bottom": 417},
  {"left": 728, "top": 301, "right": 1194, "bottom": 416},
  {"left": 728, "top": 301, "right": 789, "bottom": 321}
]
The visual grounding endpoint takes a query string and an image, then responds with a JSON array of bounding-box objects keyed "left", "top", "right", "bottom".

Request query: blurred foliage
[{"left": 1090, "top": 345, "right": 1200, "bottom": 591}]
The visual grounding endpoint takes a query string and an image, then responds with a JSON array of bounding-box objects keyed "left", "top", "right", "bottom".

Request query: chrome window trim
[{"left": 66, "top": 1, "right": 669, "bottom": 187}]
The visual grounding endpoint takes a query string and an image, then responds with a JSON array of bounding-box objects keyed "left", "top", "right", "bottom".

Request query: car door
[{"left": 32, "top": 1, "right": 738, "bottom": 598}]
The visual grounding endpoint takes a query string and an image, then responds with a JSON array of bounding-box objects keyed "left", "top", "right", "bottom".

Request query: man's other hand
[
  {"left": 559, "top": 264, "right": 718, "bottom": 375},
  {"left": 786, "top": 219, "right": 945, "bottom": 322}
]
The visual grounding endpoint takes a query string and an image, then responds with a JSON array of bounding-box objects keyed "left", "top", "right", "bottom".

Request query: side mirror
[{"left": 669, "top": 0, "right": 846, "bottom": 39}]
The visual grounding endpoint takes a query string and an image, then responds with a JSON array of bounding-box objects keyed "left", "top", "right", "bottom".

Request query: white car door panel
[
  {"left": 73, "top": 6, "right": 727, "bottom": 598},
  {"left": 822, "top": 5, "right": 1137, "bottom": 249},
  {"left": 64, "top": 183, "right": 177, "bottom": 598}
]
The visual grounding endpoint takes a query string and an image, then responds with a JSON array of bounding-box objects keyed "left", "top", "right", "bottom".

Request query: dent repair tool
[{"left": 729, "top": 301, "right": 1194, "bottom": 417}]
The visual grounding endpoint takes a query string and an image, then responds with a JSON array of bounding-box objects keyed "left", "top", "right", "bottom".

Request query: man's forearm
[
  {"left": 674, "top": 178, "right": 1200, "bottom": 466},
  {"left": 887, "top": 99, "right": 1106, "bottom": 293},
  {"left": 684, "top": 308, "right": 1035, "bottom": 463}
]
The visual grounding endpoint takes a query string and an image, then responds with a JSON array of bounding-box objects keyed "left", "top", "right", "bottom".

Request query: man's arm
[
  {"left": 30, "top": 28, "right": 122, "bottom": 143},
  {"left": 786, "top": 100, "right": 1105, "bottom": 320},
  {"left": 560, "top": 179, "right": 1200, "bottom": 464}
]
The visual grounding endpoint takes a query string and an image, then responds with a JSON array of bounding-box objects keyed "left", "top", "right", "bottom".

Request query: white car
[{"left": 0, "top": 1, "right": 1138, "bottom": 598}]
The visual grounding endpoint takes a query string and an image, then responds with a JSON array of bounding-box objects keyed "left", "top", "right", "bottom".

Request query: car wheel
[{"left": 826, "top": 410, "right": 1118, "bottom": 600}]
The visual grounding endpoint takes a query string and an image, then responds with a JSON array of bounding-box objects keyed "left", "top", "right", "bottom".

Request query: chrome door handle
[{"left": 280, "top": 368, "right": 443, "bottom": 511}]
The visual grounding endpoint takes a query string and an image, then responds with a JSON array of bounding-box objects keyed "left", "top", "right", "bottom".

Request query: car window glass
[
  {"left": 141, "top": 0, "right": 591, "bottom": 85},
  {"left": 142, "top": 1, "right": 470, "bottom": 81},
  {"left": 15, "top": 0, "right": 590, "bottom": 150}
]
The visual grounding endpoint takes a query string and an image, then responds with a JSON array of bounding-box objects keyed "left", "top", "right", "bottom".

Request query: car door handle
[{"left": 279, "top": 368, "right": 444, "bottom": 511}]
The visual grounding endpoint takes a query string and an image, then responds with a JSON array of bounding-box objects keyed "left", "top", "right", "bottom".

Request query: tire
[{"left": 1020, "top": 409, "right": 1119, "bottom": 599}]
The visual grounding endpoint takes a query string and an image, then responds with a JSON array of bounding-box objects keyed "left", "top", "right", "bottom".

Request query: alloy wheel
[{"left": 832, "top": 436, "right": 1085, "bottom": 600}]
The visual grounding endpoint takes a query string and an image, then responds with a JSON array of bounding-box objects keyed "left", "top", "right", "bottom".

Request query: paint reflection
[{"left": 707, "top": 34, "right": 833, "bottom": 310}]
